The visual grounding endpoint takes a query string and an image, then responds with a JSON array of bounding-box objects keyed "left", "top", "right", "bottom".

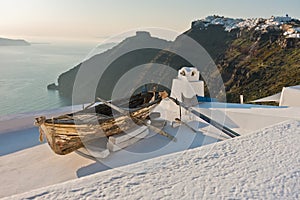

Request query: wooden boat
[{"left": 34, "top": 91, "right": 168, "bottom": 155}]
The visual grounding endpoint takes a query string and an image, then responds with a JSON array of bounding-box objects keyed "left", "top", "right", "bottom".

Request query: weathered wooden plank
[
  {"left": 108, "top": 126, "right": 148, "bottom": 144},
  {"left": 150, "top": 118, "right": 166, "bottom": 129},
  {"left": 97, "top": 97, "right": 176, "bottom": 141},
  {"left": 107, "top": 129, "right": 149, "bottom": 152}
]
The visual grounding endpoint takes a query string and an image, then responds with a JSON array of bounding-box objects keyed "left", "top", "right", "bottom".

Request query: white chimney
[{"left": 170, "top": 67, "right": 204, "bottom": 101}]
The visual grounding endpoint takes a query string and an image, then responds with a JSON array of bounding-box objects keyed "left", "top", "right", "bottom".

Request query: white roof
[
  {"left": 8, "top": 120, "right": 300, "bottom": 199},
  {"left": 251, "top": 92, "right": 281, "bottom": 103},
  {"left": 251, "top": 85, "right": 300, "bottom": 107},
  {"left": 280, "top": 86, "right": 300, "bottom": 106}
]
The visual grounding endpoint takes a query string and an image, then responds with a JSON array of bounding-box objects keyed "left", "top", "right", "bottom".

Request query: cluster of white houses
[{"left": 192, "top": 15, "right": 300, "bottom": 38}]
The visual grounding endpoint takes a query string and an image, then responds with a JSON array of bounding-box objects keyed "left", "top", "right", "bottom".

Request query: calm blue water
[{"left": 0, "top": 43, "right": 95, "bottom": 116}]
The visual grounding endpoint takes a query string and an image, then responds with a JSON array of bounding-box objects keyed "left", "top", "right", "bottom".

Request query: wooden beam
[{"left": 97, "top": 97, "right": 176, "bottom": 142}]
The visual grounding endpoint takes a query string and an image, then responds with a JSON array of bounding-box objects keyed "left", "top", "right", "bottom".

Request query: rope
[{"left": 34, "top": 116, "right": 46, "bottom": 142}]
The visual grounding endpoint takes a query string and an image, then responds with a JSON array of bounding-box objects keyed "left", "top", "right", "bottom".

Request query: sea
[{"left": 0, "top": 43, "right": 97, "bottom": 117}]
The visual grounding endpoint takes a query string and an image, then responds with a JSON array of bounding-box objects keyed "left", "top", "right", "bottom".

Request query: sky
[{"left": 0, "top": 0, "right": 299, "bottom": 43}]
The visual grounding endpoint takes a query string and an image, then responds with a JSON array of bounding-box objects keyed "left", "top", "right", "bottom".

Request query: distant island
[{"left": 0, "top": 37, "right": 30, "bottom": 46}]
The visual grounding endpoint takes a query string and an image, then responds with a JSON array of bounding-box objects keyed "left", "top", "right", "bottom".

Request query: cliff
[
  {"left": 51, "top": 16, "right": 300, "bottom": 103},
  {"left": 152, "top": 15, "right": 300, "bottom": 102}
]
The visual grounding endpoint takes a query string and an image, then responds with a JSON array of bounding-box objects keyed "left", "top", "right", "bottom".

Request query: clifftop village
[{"left": 192, "top": 15, "right": 300, "bottom": 39}]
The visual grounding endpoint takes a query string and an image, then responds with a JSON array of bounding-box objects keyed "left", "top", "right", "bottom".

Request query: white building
[{"left": 252, "top": 85, "right": 300, "bottom": 107}]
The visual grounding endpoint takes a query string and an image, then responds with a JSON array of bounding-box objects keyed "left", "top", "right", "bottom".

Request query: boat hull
[{"left": 35, "top": 95, "right": 160, "bottom": 155}]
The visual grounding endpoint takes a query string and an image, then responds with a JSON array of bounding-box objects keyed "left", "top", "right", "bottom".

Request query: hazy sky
[{"left": 1, "top": 0, "right": 299, "bottom": 43}]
